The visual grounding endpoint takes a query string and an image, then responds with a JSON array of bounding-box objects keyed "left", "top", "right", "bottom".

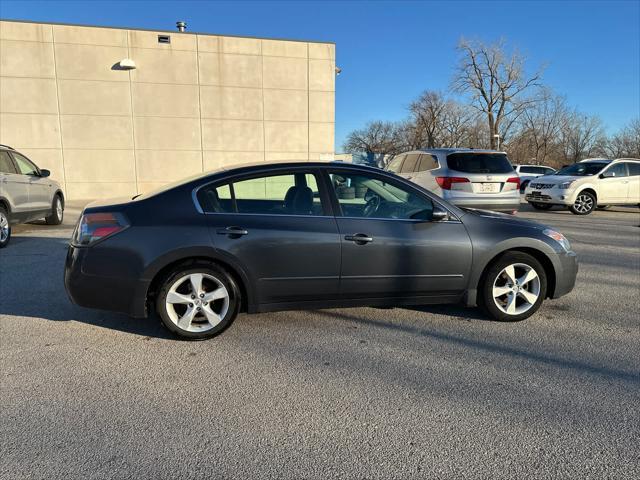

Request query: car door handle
[
  {"left": 216, "top": 226, "right": 248, "bottom": 237},
  {"left": 344, "top": 233, "right": 373, "bottom": 244}
]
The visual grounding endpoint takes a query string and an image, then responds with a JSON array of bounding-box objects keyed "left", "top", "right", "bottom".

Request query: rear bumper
[
  {"left": 443, "top": 191, "right": 520, "bottom": 212},
  {"left": 64, "top": 245, "right": 149, "bottom": 317},
  {"left": 551, "top": 250, "right": 579, "bottom": 299}
]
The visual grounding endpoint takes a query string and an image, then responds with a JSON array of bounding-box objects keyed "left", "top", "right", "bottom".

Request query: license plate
[{"left": 478, "top": 182, "right": 500, "bottom": 193}]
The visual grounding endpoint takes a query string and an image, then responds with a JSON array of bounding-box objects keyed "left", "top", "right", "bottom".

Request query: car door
[
  {"left": 10, "top": 151, "right": 51, "bottom": 211},
  {"left": 599, "top": 163, "right": 629, "bottom": 203},
  {"left": 623, "top": 162, "right": 640, "bottom": 203},
  {"left": 325, "top": 169, "right": 473, "bottom": 299},
  {"left": 196, "top": 168, "right": 341, "bottom": 305},
  {"left": 0, "top": 150, "right": 30, "bottom": 214}
]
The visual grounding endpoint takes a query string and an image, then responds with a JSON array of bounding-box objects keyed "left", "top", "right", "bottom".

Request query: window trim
[
  {"left": 0, "top": 150, "right": 19, "bottom": 175},
  {"left": 192, "top": 167, "right": 334, "bottom": 217}
]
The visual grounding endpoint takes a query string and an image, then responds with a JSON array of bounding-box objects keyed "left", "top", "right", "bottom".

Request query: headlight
[
  {"left": 543, "top": 228, "right": 571, "bottom": 251},
  {"left": 558, "top": 181, "right": 575, "bottom": 189}
]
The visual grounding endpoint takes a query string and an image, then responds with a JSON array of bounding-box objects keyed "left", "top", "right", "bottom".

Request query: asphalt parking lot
[{"left": 1, "top": 203, "right": 639, "bottom": 479}]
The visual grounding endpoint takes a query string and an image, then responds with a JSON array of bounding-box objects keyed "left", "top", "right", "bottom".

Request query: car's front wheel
[
  {"left": 0, "top": 206, "right": 11, "bottom": 248},
  {"left": 479, "top": 252, "right": 547, "bottom": 322},
  {"left": 45, "top": 195, "right": 64, "bottom": 225},
  {"left": 156, "top": 262, "right": 241, "bottom": 340},
  {"left": 570, "top": 191, "right": 596, "bottom": 215}
]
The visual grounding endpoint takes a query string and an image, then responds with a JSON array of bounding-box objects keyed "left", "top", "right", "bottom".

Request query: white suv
[{"left": 524, "top": 158, "right": 640, "bottom": 214}]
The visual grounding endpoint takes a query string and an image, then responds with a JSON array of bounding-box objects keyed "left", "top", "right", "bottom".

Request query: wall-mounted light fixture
[
  {"left": 118, "top": 58, "right": 136, "bottom": 70},
  {"left": 335, "top": 66, "right": 342, "bottom": 76}
]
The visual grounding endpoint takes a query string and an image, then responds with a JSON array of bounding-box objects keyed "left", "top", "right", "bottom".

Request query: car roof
[{"left": 401, "top": 148, "right": 507, "bottom": 155}]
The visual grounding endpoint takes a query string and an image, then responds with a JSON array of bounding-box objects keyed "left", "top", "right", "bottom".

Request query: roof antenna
[{"left": 176, "top": 21, "right": 187, "bottom": 32}]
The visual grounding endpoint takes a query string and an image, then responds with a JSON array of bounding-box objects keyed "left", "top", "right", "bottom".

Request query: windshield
[
  {"left": 554, "top": 162, "right": 608, "bottom": 176},
  {"left": 446, "top": 153, "right": 514, "bottom": 174}
]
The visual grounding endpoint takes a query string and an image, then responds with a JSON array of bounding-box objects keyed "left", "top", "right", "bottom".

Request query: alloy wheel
[
  {"left": 55, "top": 198, "right": 63, "bottom": 219},
  {"left": 0, "top": 212, "right": 8, "bottom": 242},
  {"left": 165, "top": 273, "right": 230, "bottom": 333},
  {"left": 492, "top": 263, "right": 541, "bottom": 315},
  {"left": 574, "top": 194, "right": 594, "bottom": 214}
]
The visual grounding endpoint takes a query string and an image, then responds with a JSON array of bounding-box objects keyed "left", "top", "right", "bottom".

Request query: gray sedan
[{"left": 64, "top": 162, "right": 578, "bottom": 340}]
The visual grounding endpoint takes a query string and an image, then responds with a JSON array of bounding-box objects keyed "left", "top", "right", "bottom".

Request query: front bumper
[
  {"left": 525, "top": 188, "right": 576, "bottom": 206},
  {"left": 551, "top": 250, "right": 579, "bottom": 299},
  {"left": 64, "top": 244, "right": 150, "bottom": 317}
]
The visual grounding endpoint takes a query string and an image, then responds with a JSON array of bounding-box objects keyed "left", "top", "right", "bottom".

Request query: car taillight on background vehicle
[
  {"left": 72, "top": 212, "right": 129, "bottom": 246},
  {"left": 436, "top": 177, "right": 470, "bottom": 190},
  {"left": 506, "top": 177, "right": 521, "bottom": 189}
]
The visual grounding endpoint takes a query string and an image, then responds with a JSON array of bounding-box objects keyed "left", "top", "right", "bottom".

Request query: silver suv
[
  {"left": 0, "top": 145, "right": 65, "bottom": 248},
  {"left": 386, "top": 148, "right": 521, "bottom": 212},
  {"left": 524, "top": 158, "right": 640, "bottom": 214}
]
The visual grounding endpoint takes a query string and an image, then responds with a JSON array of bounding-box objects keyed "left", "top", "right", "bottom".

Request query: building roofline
[{"left": 0, "top": 17, "right": 336, "bottom": 45}]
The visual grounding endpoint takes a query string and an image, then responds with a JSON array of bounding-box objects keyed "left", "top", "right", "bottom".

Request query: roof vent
[
  {"left": 176, "top": 21, "right": 186, "bottom": 32},
  {"left": 158, "top": 35, "right": 171, "bottom": 44}
]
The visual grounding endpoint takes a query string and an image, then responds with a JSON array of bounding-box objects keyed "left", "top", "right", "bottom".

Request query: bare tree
[
  {"left": 517, "top": 91, "right": 568, "bottom": 164},
  {"left": 558, "top": 111, "right": 605, "bottom": 163},
  {"left": 408, "top": 91, "right": 448, "bottom": 148},
  {"left": 342, "top": 121, "right": 404, "bottom": 166},
  {"left": 441, "top": 100, "right": 475, "bottom": 147},
  {"left": 452, "top": 38, "right": 543, "bottom": 149},
  {"left": 597, "top": 118, "right": 640, "bottom": 158}
]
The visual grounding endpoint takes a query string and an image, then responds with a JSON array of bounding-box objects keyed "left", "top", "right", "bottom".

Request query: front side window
[
  {"left": 329, "top": 171, "right": 434, "bottom": 220},
  {"left": 603, "top": 163, "right": 628, "bottom": 178},
  {"left": 0, "top": 151, "right": 17, "bottom": 174},
  {"left": 197, "top": 172, "right": 324, "bottom": 216},
  {"left": 11, "top": 152, "right": 38, "bottom": 175}
]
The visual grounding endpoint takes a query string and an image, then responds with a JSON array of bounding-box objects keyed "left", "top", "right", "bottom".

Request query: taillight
[
  {"left": 72, "top": 212, "right": 129, "bottom": 246},
  {"left": 436, "top": 176, "right": 470, "bottom": 190},
  {"left": 506, "top": 177, "right": 521, "bottom": 189}
]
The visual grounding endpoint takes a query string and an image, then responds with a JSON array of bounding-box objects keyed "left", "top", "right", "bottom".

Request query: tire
[
  {"left": 0, "top": 206, "right": 11, "bottom": 248},
  {"left": 519, "top": 180, "right": 529, "bottom": 194},
  {"left": 529, "top": 202, "right": 553, "bottom": 210},
  {"left": 596, "top": 205, "right": 611, "bottom": 210},
  {"left": 479, "top": 251, "right": 547, "bottom": 322},
  {"left": 570, "top": 191, "right": 596, "bottom": 215},
  {"left": 45, "top": 194, "right": 64, "bottom": 225},
  {"left": 155, "top": 262, "right": 241, "bottom": 340}
]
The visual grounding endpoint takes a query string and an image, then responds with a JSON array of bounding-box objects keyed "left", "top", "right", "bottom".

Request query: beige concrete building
[{"left": 0, "top": 20, "right": 336, "bottom": 200}]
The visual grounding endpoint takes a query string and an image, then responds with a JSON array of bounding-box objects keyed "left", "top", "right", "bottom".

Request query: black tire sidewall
[
  {"left": 156, "top": 263, "right": 241, "bottom": 340},
  {"left": 480, "top": 252, "right": 548, "bottom": 322},
  {"left": 0, "top": 206, "right": 10, "bottom": 248},
  {"left": 570, "top": 191, "right": 596, "bottom": 215},
  {"left": 45, "top": 195, "right": 64, "bottom": 225}
]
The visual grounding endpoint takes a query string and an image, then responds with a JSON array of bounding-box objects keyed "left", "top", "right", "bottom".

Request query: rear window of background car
[
  {"left": 400, "top": 154, "right": 420, "bottom": 173},
  {"left": 386, "top": 155, "right": 405, "bottom": 173},
  {"left": 416, "top": 154, "right": 439, "bottom": 172},
  {"left": 625, "top": 162, "right": 640, "bottom": 176},
  {"left": 446, "top": 153, "right": 514, "bottom": 174}
]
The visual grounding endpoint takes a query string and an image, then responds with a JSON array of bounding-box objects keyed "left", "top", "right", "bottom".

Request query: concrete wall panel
[
  {"left": 54, "top": 43, "right": 129, "bottom": 82},
  {"left": 263, "top": 89, "right": 307, "bottom": 121},
  {"left": 308, "top": 43, "right": 335, "bottom": 60},
  {"left": 262, "top": 39, "right": 307, "bottom": 58},
  {"left": 309, "top": 59, "right": 335, "bottom": 91},
  {"left": 61, "top": 115, "right": 133, "bottom": 149},
  {"left": 132, "top": 83, "right": 199, "bottom": 118},
  {"left": 221, "top": 36, "right": 261, "bottom": 55},
  {"left": 53, "top": 24, "right": 127, "bottom": 47},
  {"left": 202, "top": 119, "right": 264, "bottom": 152},
  {"left": 262, "top": 56, "right": 307, "bottom": 90},
  {"left": 135, "top": 150, "right": 202, "bottom": 182},
  {"left": 0, "top": 77, "right": 58, "bottom": 114},
  {"left": 309, "top": 122, "right": 334, "bottom": 153},
  {"left": 265, "top": 121, "right": 308, "bottom": 152},
  {"left": 309, "top": 91, "right": 334, "bottom": 123},
  {"left": 197, "top": 35, "right": 220, "bottom": 53},
  {"left": 0, "top": 40, "right": 55, "bottom": 78},
  {"left": 63, "top": 149, "right": 135, "bottom": 183},
  {"left": 200, "top": 86, "right": 263, "bottom": 120},
  {"left": 129, "top": 48, "right": 198, "bottom": 84},
  {"left": 203, "top": 150, "right": 264, "bottom": 170},
  {"left": 0, "top": 113, "right": 60, "bottom": 148},
  {"left": 65, "top": 181, "right": 136, "bottom": 199},
  {"left": 134, "top": 117, "right": 201, "bottom": 150},
  {"left": 219, "top": 54, "right": 262, "bottom": 88},
  {"left": 58, "top": 79, "right": 131, "bottom": 115},
  {"left": 0, "top": 21, "right": 53, "bottom": 42},
  {"left": 128, "top": 30, "right": 196, "bottom": 51},
  {"left": 16, "top": 148, "right": 64, "bottom": 182}
]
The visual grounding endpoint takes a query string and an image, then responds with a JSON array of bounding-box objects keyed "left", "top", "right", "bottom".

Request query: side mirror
[
  {"left": 600, "top": 171, "right": 614, "bottom": 178},
  {"left": 39, "top": 169, "right": 51, "bottom": 177},
  {"left": 432, "top": 206, "right": 449, "bottom": 222}
]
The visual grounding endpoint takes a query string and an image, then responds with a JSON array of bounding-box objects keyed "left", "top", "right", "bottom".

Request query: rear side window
[
  {"left": 624, "top": 162, "right": 640, "bottom": 176},
  {"left": 416, "top": 154, "right": 439, "bottom": 172},
  {"left": 400, "top": 154, "right": 420, "bottom": 173},
  {"left": 197, "top": 172, "right": 324, "bottom": 216},
  {"left": 519, "top": 166, "right": 542, "bottom": 174},
  {"left": 0, "top": 151, "right": 17, "bottom": 174},
  {"left": 446, "top": 153, "right": 514, "bottom": 174}
]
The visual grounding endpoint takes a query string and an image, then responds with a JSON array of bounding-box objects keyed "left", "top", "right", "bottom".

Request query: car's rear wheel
[
  {"left": 0, "top": 206, "right": 11, "bottom": 248},
  {"left": 156, "top": 262, "right": 240, "bottom": 340},
  {"left": 479, "top": 252, "right": 547, "bottom": 322},
  {"left": 45, "top": 195, "right": 64, "bottom": 225},
  {"left": 529, "top": 202, "right": 553, "bottom": 210},
  {"left": 570, "top": 191, "right": 596, "bottom": 215}
]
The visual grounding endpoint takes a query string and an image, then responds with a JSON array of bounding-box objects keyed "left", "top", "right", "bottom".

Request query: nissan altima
[{"left": 64, "top": 162, "right": 578, "bottom": 339}]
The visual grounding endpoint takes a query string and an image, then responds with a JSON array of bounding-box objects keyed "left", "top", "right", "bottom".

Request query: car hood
[
  {"left": 462, "top": 208, "right": 545, "bottom": 230},
  {"left": 531, "top": 174, "right": 585, "bottom": 185}
]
